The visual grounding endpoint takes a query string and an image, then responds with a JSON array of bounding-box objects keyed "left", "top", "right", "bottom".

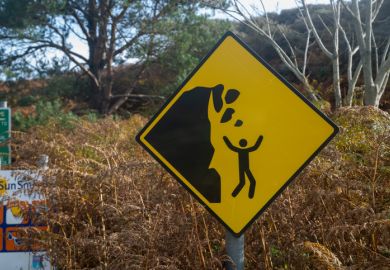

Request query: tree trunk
[
  {"left": 86, "top": 0, "right": 112, "bottom": 114},
  {"left": 345, "top": 61, "right": 362, "bottom": 106},
  {"left": 364, "top": 84, "right": 379, "bottom": 106},
  {"left": 343, "top": 45, "right": 362, "bottom": 106},
  {"left": 332, "top": 55, "right": 342, "bottom": 108},
  {"left": 100, "top": 56, "right": 114, "bottom": 115},
  {"left": 302, "top": 78, "right": 319, "bottom": 102},
  {"left": 88, "top": 58, "right": 112, "bottom": 114},
  {"left": 301, "top": 0, "right": 342, "bottom": 108},
  {"left": 100, "top": 86, "right": 112, "bottom": 115},
  {"left": 345, "top": 87, "right": 354, "bottom": 106},
  {"left": 361, "top": 45, "right": 377, "bottom": 106},
  {"left": 350, "top": 0, "right": 381, "bottom": 107}
]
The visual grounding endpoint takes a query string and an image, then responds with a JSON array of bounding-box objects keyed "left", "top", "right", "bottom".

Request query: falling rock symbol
[
  {"left": 225, "top": 89, "right": 240, "bottom": 104},
  {"left": 235, "top": 120, "right": 243, "bottom": 127},
  {"left": 220, "top": 108, "right": 235, "bottom": 123}
]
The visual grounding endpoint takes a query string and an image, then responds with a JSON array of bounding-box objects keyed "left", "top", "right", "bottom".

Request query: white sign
[{"left": 0, "top": 170, "right": 51, "bottom": 270}]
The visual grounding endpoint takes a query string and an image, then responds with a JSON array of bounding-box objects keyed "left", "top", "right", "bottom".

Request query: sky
[{"left": 238, "top": 0, "right": 329, "bottom": 12}]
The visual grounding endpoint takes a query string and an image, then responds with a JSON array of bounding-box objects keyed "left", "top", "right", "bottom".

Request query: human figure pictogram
[{"left": 223, "top": 135, "right": 263, "bottom": 198}]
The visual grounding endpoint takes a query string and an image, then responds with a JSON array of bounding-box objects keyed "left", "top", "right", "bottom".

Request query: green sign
[{"left": 0, "top": 108, "right": 11, "bottom": 166}]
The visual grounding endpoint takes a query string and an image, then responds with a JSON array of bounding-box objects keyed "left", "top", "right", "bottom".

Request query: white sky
[
  {"left": 239, "top": 0, "right": 329, "bottom": 12},
  {"left": 68, "top": 0, "right": 330, "bottom": 64}
]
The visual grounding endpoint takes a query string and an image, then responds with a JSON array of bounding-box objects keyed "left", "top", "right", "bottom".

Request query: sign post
[
  {"left": 0, "top": 101, "right": 11, "bottom": 167},
  {"left": 226, "top": 230, "right": 244, "bottom": 270},
  {"left": 136, "top": 32, "right": 338, "bottom": 266}
]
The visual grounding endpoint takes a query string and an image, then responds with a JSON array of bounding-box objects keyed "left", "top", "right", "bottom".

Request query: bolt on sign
[
  {"left": 0, "top": 107, "right": 11, "bottom": 166},
  {"left": 0, "top": 171, "right": 51, "bottom": 270},
  {"left": 137, "top": 32, "right": 339, "bottom": 236}
]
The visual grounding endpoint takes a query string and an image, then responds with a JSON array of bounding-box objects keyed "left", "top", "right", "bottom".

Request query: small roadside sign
[
  {"left": 137, "top": 32, "right": 338, "bottom": 236},
  {"left": 0, "top": 107, "right": 11, "bottom": 166},
  {"left": 0, "top": 171, "right": 51, "bottom": 269}
]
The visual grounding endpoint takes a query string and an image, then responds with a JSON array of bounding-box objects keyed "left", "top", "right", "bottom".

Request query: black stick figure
[{"left": 223, "top": 135, "right": 263, "bottom": 199}]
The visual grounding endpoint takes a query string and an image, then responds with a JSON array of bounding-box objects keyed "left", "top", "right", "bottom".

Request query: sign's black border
[{"left": 136, "top": 31, "right": 339, "bottom": 237}]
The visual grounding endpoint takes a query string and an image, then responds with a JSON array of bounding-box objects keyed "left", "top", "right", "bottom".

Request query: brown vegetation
[{"left": 10, "top": 107, "right": 390, "bottom": 269}]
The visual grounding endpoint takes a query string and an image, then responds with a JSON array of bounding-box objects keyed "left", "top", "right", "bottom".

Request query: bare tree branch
[
  {"left": 303, "top": 29, "right": 312, "bottom": 77},
  {"left": 107, "top": 63, "right": 146, "bottom": 115},
  {"left": 0, "top": 44, "right": 48, "bottom": 65},
  {"left": 113, "top": 31, "right": 145, "bottom": 57},
  {"left": 300, "top": 0, "right": 333, "bottom": 58},
  {"left": 381, "top": 37, "right": 390, "bottom": 65},
  {"left": 301, "top": 0, "right": 343, "bottom": 107},
  {"left": 69, "top": 8, "right": 90, "bottom": 40},
  {"left": 348, "top": 0, "right": 389, "bottom": 106},
  {"left": 278, "top": 26, "right": 299, "bottom": 69},
  {"left": 216, "top": 0, "right": 319, "bottom": 101},
  {"left": 372, "top": 0, "right": 384, "bottom": 22},
  {"left": 378, "top": 72, "right": 389, "bottom": 97},
  {"left": 110, "top": 93, "right": 165, "bottom": 100},
  {"left": 317, "top": 15, "right": 333, "bottom": 36},
  {"left": 375, "top": 56, "right": 390, "bottom": 90},
  {"left": 1, "top": 0, "right": 191, "bottom": 114}
]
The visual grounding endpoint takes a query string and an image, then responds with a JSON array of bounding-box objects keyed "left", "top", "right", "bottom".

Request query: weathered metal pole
[
  {"left": 225, "top": 230, "right": 245, "bottom": 270},
  {"left": 38, "top": 154, "right": 49, "bottom": 170},
  {"left": 36, "top": 154, "right": 53, "bottom": 270}
]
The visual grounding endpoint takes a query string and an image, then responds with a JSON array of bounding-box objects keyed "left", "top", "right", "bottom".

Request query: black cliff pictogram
[
  {"left": 145, "top": 84, "right": 243, "bottom": 203},
  {"left": 146, "top": 85, "right": 229, "bottom": 203}
]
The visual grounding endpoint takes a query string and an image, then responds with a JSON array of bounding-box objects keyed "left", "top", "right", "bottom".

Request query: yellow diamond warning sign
[{"left": 136, "top": 32, "right": 338, "bottom": 236}]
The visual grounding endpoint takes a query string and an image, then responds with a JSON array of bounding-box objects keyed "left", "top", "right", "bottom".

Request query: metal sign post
[
  {"left": 38, "top": 155, "right": 49, "bottom": 170},
  {"left": 226, "top": 230, "right": 244, "bottom": 270}
]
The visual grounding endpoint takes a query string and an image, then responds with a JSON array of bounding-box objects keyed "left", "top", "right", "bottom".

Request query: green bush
[
  {"left": 13, "top": 99, "right": 79, "bottom": 131},
  {"left": 17, "top": 95, "right": 36, "bottom": 107},
  {"left": 42, "top": 74, "right": 90, "bottom": 101}
]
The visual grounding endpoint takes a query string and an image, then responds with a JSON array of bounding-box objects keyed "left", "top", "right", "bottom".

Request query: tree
[
  {"left": 154, "top": 15, "right": 231, "bottom": 95},
  {"left": 300, "top": 0, "right": 345, "bottom": 108},
  {"left": 116, "top": 13, "right": 231, "bottom": 111},
  {"left": 343, "top": 0, "right": 389, "bottom": 107},
  {"left": 209, "top": 0, "right": 390, "bottom": 108},
  {"left": 210, "top": 0, "right": 320, "bottom": 102},
  {"left": 299, "top": 0, "right": 367, "bottom": 107},
  {"left": 340, "top": 20, "right": 362, "bottom": 106},
  {"left": 0, "top": 0, "right": 197, "bottom": 114}
]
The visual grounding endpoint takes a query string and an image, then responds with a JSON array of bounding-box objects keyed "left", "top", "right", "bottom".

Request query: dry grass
[{"left": 10, "top": 106, "right": 390, "bottom": 269}]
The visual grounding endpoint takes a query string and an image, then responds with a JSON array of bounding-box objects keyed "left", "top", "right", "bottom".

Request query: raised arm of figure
[
  {"left": 248, "top": 135, "right": 264, "bottom": 152},
  {"left": 223, "top": 136, "right": 240, "bottom": 152}
]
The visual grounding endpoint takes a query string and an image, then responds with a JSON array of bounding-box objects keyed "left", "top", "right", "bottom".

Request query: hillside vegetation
[
  {"left": 10, "top": 106, "right": 389, "bottom": 269},
  {"left": 1, "top": 2, "right": 389, "bottom": 114},
  {"left": 1, "top": 1, "right": 389, "bottom": 269}
]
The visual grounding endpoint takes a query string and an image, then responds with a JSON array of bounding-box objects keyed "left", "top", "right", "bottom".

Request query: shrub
[
  {"left": 17, "top": 95, "right": 36, "bottom": 107},
  {"left": 11, "top": 107, "right": 390, "bottom": 269},
  {"left": 42, "top": 74, "right": 90, "bottom": 101},
  {"left": 13, "top": 99, "right": 78, "bottom": 131}
]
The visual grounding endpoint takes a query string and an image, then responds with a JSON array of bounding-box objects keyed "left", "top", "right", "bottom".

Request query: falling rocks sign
[{"left": 136, "top": 32, "right": 338, "bottom": 236}]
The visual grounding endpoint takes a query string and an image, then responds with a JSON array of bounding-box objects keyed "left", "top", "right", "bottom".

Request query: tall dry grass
[{"left": 11, "top": 106, "right": 390, "bottom": 269}]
